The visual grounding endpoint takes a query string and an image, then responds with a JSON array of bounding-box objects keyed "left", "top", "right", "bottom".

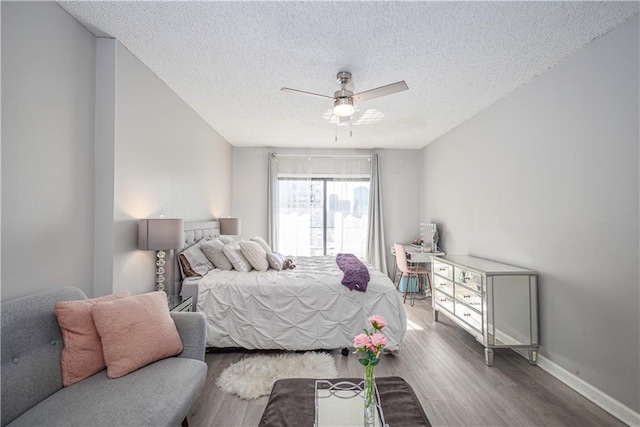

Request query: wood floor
[{"left": 188, "top": 295, "right": 624, "bottom": 427}]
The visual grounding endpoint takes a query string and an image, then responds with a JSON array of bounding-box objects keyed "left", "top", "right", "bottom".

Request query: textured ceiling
[{"left": 59, "top": 1, "right": 638, "bottom": 149}]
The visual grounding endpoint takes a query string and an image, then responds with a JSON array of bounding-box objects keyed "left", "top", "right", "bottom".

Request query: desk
[
  {"left": 390, "top": 244, "right": 444, "bottom": 282},
  {"left": 390, "top": 245, "right": 445, "bottom": 302},
  {"left": 403, "top": 245, "right": 445, "bottom": 264}
]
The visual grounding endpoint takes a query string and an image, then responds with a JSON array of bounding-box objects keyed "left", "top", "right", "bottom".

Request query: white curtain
[
  {"left": 365, "top": 153, "right": 388, "bottom": 274},
  {"left": 270, "top": 155, "right": 313, "bottom": 255},
  {"left": 267, "top": 153, "right": 278, "bottom": 249}
]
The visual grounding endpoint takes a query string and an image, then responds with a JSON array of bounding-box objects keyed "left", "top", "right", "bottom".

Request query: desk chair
[{"left": 394, "top": 243, "right": 432, "bottom": 306}]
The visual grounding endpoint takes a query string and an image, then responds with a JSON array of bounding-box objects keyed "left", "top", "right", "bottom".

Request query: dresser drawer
[
  {"left": 455, "top": 285, "right": 482, "bottom": 308},
  {"left": 432, "top": 260, "right": 453, "bottom": 280},
  {"left": 455, "top": 302, "right": 482, "bottom": 332},
  {"left": 455, "top": 267, "right": 482, "bottom": 292},
  {"left": 433, "top": 275, "right": 453, "bottom": 297},
  {"left": 434, "top": 290, "right": 454, "bottom": 313}
]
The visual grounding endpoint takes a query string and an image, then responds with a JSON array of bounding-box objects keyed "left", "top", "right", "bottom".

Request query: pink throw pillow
[
  {"left": 91, "top": 291, "right": 184, "bottom": 379},
  {"left": 55, "top": 292, "right": 130, "bottom": 386}
]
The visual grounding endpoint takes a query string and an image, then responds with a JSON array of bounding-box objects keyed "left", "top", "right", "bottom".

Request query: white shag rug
[{"left": 216, "top": 352, "right": 339, "bottom": 400}]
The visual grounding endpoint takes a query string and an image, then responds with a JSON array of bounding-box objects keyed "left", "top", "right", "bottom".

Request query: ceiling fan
[{"left": 281, "top": 71, "right": 408, "bottom": 122}]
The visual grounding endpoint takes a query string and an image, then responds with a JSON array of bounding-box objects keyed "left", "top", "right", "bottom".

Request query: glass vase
[{"left": 363, "top": 363, "right": 375, "bottom": 427}]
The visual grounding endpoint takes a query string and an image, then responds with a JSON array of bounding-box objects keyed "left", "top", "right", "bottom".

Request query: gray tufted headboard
[
  {"left": 182, "top": 220, "right": 220, "bottom": 249},
  {"left": 174, "top": 221, "right": 220, "bottom": 300}
]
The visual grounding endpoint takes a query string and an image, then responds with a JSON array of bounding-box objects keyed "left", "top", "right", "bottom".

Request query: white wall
[
  {"left": 94, "top": 38, "right": 117, "bottom": 298},
  {"left": 421, "top": 16, "right": 639, "bottom": 414},
  {"left": 106, "top": 41, "right": 233, "bottom": 296},
  {"left": 232, "top": 147, "right": 421, "bottom": 274},
  {"left": 1, "top": 2, "right": 233, "bottom": 300},
  {"left": 1, "top": 1, "right": 96, "bottom": 300},
  {"left": 376, "top": 149, "right": 422, "bottom": 271}
]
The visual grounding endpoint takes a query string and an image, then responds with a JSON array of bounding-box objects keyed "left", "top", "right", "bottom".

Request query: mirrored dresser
[{"left": 432, "top": 255, "right": 538, "bottom": 366}]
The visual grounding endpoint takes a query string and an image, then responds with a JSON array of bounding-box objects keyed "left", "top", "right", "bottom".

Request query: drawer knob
[{"left": 463, "top": 313, "right": 471, "bottom": 317}]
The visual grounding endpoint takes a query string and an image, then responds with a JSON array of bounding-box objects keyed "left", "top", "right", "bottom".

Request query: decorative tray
[{"left": 314, "top": 379, "right": 388, "bottom": 427}]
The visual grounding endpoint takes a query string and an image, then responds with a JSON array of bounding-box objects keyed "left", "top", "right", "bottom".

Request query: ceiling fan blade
[
  {"left": 352, "top": 81, "right": 408, "bottom": 103},
  {"left": 281, "top": 87, "right": 334, "bottom": 100}
]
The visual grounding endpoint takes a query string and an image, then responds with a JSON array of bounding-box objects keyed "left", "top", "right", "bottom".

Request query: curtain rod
[{"left": 271, "top": 154, "right": 372, "bottom": 159}]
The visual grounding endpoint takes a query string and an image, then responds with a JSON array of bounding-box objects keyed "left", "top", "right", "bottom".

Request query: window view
[{"left": 277, "top": 178, "right": 370, "bottom": 257}]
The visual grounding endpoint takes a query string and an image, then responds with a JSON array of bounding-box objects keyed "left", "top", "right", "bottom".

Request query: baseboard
[{"left": 511, "top": 348, "right": 640, "bottom": 426}]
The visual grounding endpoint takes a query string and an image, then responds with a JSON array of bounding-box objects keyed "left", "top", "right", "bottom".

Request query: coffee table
[{"left": 259, "top": 376, "right": 431, "bottom": 427}]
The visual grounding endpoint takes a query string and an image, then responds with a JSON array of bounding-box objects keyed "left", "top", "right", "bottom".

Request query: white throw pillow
[
  {"left": 200, "top": 239, "right": 233, "bottom": 271},
  {"left": 222, "top": 242, "right": 253, "bottom": 272},
  {"left": 239, "top": 241, "right": 269, "bottom": 272},
  {"left": 178, "top": 240, "right": 214, "bottom": 276},
  {"left": 266, "top": 252, "right": 285, "bottom": 271},
  {"left": 219, "top": 235, "right": 235, "bottom": 244},
  {"left": 250, "top": 236, "right": 272, "bottom": 254}
]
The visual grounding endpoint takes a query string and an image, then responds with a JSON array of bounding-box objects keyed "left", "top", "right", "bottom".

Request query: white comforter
[{"left": 196, "top": 256, "right": 407, "bottom": 351}]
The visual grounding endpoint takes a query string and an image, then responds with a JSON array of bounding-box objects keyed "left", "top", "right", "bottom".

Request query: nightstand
[{"left": 168, "top": 295, "right": 193, "bottom": 312}]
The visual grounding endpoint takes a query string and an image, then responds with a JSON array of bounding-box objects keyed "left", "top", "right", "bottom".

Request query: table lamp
[
  {"left": 219, "top": 217, "right": 241, "bottom": 236},
  {"left": 138, "top": 218, "right": 184, "bottom": 291}
]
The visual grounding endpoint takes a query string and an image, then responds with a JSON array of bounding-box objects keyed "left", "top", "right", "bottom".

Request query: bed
[{"left": 178, "top": 221, "right": 407, "bottom": 352}]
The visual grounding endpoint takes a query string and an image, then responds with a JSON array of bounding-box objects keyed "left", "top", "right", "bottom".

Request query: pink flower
[
  {"left": 368, "top": 315, "right": 387, "bottom": 330},
  {"left": 354, "top": 333, "right": 371, "bottom": 349},
  {"left": 354, "top": 315, "right": 387, "bottom": 364},
  {"left": 370, "top": 333, "right": 388, "bottom": 350}
]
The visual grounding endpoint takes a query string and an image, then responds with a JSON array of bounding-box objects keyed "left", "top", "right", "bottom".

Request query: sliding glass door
[{"left": 277, "top": 178, "right": 370, "bottom": 257}]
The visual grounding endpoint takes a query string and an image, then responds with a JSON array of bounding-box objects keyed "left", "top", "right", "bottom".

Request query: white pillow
[
  {"left": 178, "top": 240, "right": 214, "bottom": 276},
  {"left": 222, "top": 242, "right": 253, "bottom": 272},
  {"left": 239, "top": 241, "right": 269, "bottom": 272},
  {"left": 250, "top": 236, "right": 272, "bottom": 254},
  {"left": 219, "top": 235, "right": 235, "bottom": 244},
  {"left": 266, "top": 252, "right": 285, "bottom": 271},
  {"left": 200, "top": 239, "right": 233, "bottom": 271}
]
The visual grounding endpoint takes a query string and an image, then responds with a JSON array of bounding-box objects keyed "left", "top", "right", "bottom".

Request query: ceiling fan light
[{"left": 334, "top": 98, "right": 355, "bottom": 117}]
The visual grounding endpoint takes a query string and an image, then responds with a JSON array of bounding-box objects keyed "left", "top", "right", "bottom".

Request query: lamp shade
[
  {"left": 138, "top": 218, "right": 184, "bottom": 250},
  {"left": 219, "top": 217, "right": 241, "bottom": 235}
]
